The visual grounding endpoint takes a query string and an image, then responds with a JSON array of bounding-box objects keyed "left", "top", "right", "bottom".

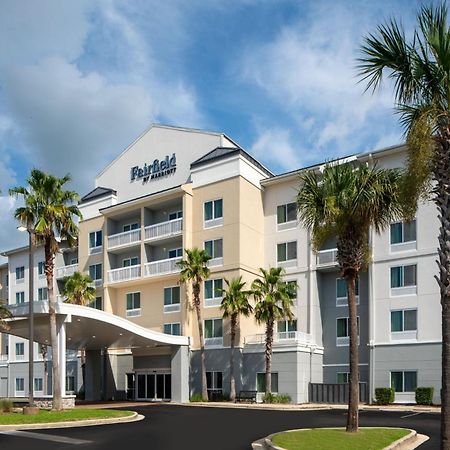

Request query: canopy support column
[{"left": 171, "top": 345, "right": 189, "bottom": 403}]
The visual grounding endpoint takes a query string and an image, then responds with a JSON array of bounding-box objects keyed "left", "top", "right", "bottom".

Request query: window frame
[
  {"left": 204, "top": 238, "right": 224, "bottom": 266},
  {"left": 390, "top": 370, "right": 417, "bottom": 393},
  {"left": 122, "top": 256, "right": 140, "bottom": 267},
  {"left": 126, "top": 291, "right": 141, "bottom": 317},
  {"left": 336, "top": 277, "right": 360, "bottom": 307},
  {"left": 163, "top": 286, "right": 181, "bottom": 313},
  {"left": 15, "top": 377, "right": 25, "bottom": 395},
  {"left": 163, "top": 322, "right": 181, "bottom": 336},
  {"left": 390, "top": 220, "right": 417, "bottom": 246},
  {"left": 206, "top": 371, "right": 223, "bottom": 394},
  {"left": 336, "top": 316, "right": 360, "bottom": 347},
  {"left": 38, "top": 261, "right": 45, "bottom": 277},
  {"left": 390, "top": 263, "right": 417, "bottom": 296},
  {"left": 168, "top": 210, "right": 183, "bottom": 221},
  {"left": 15, "top": 266, "right": 25, "bottom": 282},
  {"left": 168, "top": 248, "right": 183, "bottom": 259},
  {"left": 277, "top": 202, "right": 297, "bottom": 230},
  {"left": 15, "top": 291, "right": 25, "bottom": 304},
  {"left": 204, "top": 318, "right": 223, "bottom": 347},
  {"left": 256, "top": 372, "right": 278, "bottom": 394},
  {"left": 204, "top": 278, "right": 223, "bottom": 307},
  {"left": 37, "top": 287, "right": 48, "bottom": 301},
  {"left": 123, "top": 222, "right": 139, "bottom": 233},
  {"left": 89, "top": 230, "right": 103, "bottom": 254},
  {"left": 15, "top": 342, "right": 25, "bottom": 357},
  {"left": 204, "top": 199, "right": 224, "bottom": 228}
]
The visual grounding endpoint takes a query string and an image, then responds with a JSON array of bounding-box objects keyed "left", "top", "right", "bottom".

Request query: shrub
[
  {"left": 263, "top": 393, "right": 291, "bottom": 404},
  {"left": 190, "top": 393, "right": 204, "bottom": 402},
  {"left": 0, "top": 398, "right": 13, "bottom": 413},
  {"left": 416, "top": 387, "right": 434, "bottom": 405},
  {"left": 375, "top": 388, "right": 394, "bottom": 405}
]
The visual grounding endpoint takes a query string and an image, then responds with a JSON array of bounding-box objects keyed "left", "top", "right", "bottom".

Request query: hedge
[
  {"left": 415, "top": 387, "right": 434, "bottom": 405},
  {"left": 374, "top": 387, "right": 394, "bottom": 405}
]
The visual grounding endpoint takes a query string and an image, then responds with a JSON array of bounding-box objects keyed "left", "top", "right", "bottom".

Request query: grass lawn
[
  {"left": 0, "top": 409, "right": 134, "bottom": 425},
  {"left": 271, "top": 428, "right": 410, "bottom": 450}
]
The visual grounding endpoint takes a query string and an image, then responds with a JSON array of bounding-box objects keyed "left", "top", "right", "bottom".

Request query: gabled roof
[
  {"left": 191, "top": 147, "right": 273, "bottom": 177},
  {"left": 80, "top": 186, "right": 117, "bottom": 204}
]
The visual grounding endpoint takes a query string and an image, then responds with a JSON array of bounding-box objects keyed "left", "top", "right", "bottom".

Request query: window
[
  {"left": 89, "top": 230, "right": 103, "bottom": 253},
  {"left": 206, "top": 371, "right": 223, "bottom": 394},
  {"left": 38, "top": 287, "right": 48, "bottom": 301},
  {"left": 337, "top": 372, "right": 350, "bottom": 383},
  {"left": 126, "top": 292, "right": 141, "bottom": 317},
  {"left": 277, "top": 241, "right": 297, "bottom": 262},
  {"left": 336, "top": 278, "right": 359, "bottom": 306},
  {"left": 15, "top": 266, "right": 25, "bottom": 281},
  {"left": 66, "top": 376, "right": 75, "bottom": 392},
  {"left": 16, "top": 291, "right": 25, "bottom": 304},
  {"left": 38, "top": 261, "right": 45, "bottom": 276},
  {"left": 15, "top": 378, "right": 25, "bottom": 394},
  {"left": 163, "top": 323, "right": 181, "bottom": 335},
  {"left": 390, "top": 220, "right": 416, "bottom": 245},
  {"left": 204, "top": 239, "right": 223, "bottom": 261},
  {"left": 391, "top": 310, "right": 417, "bottom": 332},
  {"left": 123, "top": 223, "right": 139, "bottom": 232},
  {"left": 123, "top": 257, "right": 139, "bottom": 267},
  {"left": 204, "top": 199, "right": 223, "bottom": 223},
  {"left": 336, "top": 317, "right": 359, "bottom": 346},
  {"left": 277, "top": 320, "right": 297, "bottom": 339},
  {"left": 204, "top": 318, "right": 223, "bottom": 345},
  {"left": 168, "top": 248, "right": 183, "bottom": 259},
  {"left": 391, "top": 371, "right": 417, "bottom": 393},
  {"left": 164, "top": 286, "right": 180, "bottom": 313},
  {"left": 90, "top": 297, "right": 102, "bottom": 310},
  {"left": 168, "top": 211, "right": 182, "bottom": 221},
  {"left": 390, "top": 264, "right": 417, "bottom": 292},
  {"left": 204, "top": 279, "right": 223, "bottom": 307},
  {"left": 15, "top": 342, "right": 24, "bottom": 356},
  {"left": 257, "top": 372, "right": 278, "bottom": 393},
  {"left": 277, "top": 203, "right": 297, "bottom": 224},
  {"left": 70, "top": 258, "right": 78, "bottom": 265},
  {"left": 34, "top": 377, "right": 43, "bottom": 392},
  {"left": 89, "top": 263, "right": 102, "bottom": 281}
]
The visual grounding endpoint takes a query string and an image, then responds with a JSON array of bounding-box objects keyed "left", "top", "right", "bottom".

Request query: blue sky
[{"left": 0, "top": 0, "right": 424, "bottom": 253}]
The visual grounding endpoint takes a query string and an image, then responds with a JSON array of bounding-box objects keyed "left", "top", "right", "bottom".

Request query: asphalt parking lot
[{"left": 0, "top": 404, "right": 440, "bottom": 449}]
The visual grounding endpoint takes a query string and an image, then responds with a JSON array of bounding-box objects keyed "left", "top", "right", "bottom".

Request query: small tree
[
  {"left": 252, "top": 267, "right": 295, "bottom": 396},
  {"left": 178, "top": 248, "right": 211, "bottom": 401},
  {"left": 220, "top": 276, "right": 253, "bottom": 401}
]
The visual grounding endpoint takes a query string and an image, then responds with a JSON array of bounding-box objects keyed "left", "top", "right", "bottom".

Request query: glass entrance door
[{"left": 136, "top": 372, "right": 171, "bottom": 400}]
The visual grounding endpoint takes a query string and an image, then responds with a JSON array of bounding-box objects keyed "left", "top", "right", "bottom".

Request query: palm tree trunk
[
  {"left": 265, "top": 318, "right": 274, "bottom": 397},
  {"left": 193, "top": 282, "right": 208, "bottom": 401},
  {"left": 434, "top": 137, "right": 450, "bottom": 450},
  {"left": 45, "top": 241, "right": 62, "bottom": 411},
  {"left": 81, "top": 349, "right": 86, "bottom": 398},
  {"left": 229, "top": 314, "right": 237, "bottom": 402},
  {"left": 346, "top": 275, "right": 359, "bottom": 432}
]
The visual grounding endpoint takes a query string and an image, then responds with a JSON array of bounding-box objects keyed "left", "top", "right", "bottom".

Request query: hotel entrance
[{"left": 135, "top": 371, "right": 172, "bottom": 401}]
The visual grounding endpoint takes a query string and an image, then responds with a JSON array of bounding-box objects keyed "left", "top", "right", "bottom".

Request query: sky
[{"left": 0, "top": 0, "right": 425, "bottom": 255}]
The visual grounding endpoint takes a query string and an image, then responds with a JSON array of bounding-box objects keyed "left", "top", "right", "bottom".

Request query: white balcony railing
[
  {"left": 144, "top": 257, "right": 181, "bottom": 277},
  {"left": 145, "top": 218, "right": 182, "bottom": 241},
  {"left": 245, "top": 331, "right": 312, "bottom": 345},
  {"left": 316, "top": 248, "right": 338, "bottom": 267},
  {"left": 108, "top": 265, "right": 141, "bottom": 284},
  {"left": 108, "top": 229, "right": 141, "bottom": 250},
  {"left": 0, "top": 355, "right": 8, "bottom": 362},
  {"left": 55, "top": 263, "right": 78, "bottom": 279}
]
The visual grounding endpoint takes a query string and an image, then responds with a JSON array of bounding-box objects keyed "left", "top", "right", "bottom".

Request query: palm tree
[
  {"left": 357, "top": 4, "right": 450, "bottom": 445},
  {"left": 0, "top": 300, "right": 12, "bottom": 331},
  {"left": 40, "top": 344, "right": 49, "bottom": 396},
  {"left": 219, "top": 276, "right": 253, "bottom": 401},
  {"left": 178, "top": 248, "right": 211, "bottom": 401},
  {"left": 252, "top": 267, "right": 295, "bottom": 397},
  {"left": 10, "top": 169, "right": 81, "bottom": 410},
  {"left": 63, "top": 271, "right": 96, "bottom": 393},
  {"left": 297, "top": 161, "right": 402, "bottom": 432}
]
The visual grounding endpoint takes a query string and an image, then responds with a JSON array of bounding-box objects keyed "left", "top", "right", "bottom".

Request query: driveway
[{"left": 0, "top": 404, "right": 440, "bottom": 449}]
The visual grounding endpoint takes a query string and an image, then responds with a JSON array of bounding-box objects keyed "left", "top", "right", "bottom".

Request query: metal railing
[
  {"left": 144, "top": 257, "right": 181, "bottom": 277},
  {"left": 144, "top": 218, "right": 182, "bottom": 241},
  {"left": 55, "top": 263, "right": 78, "bottom": 279},
  {"left": 244, "top": 331, "right": 312, "bottom": 345},
  {"left": 316, "top": 248, "right": 338, "bottom": 267},
  {"left": 108, "top": 265, "right": 141, "bottom": 284},
  {"left": 108, "top": 229, "right": 141, "bottom": 249}
]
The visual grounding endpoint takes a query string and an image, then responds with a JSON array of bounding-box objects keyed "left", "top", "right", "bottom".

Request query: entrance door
[{"left": 136, "top": 372, "right": 171, "bottom": 401}]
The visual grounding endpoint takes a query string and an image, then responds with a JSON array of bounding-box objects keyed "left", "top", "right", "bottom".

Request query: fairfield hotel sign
[{"left": 130, "top": 154, "right": 177, "bottom": 183}]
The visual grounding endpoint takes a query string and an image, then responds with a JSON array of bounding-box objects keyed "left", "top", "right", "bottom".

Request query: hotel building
[{"left": 0, "top": 124, "right": 442, "bottom": 404}]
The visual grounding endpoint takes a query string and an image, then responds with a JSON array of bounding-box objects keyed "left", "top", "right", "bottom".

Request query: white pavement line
[
  {"left": 0, "top": 430, "right": 92, "bottom": 445},
  {"left": 400, "top": 412, "right": 422, "bottom": 419}
]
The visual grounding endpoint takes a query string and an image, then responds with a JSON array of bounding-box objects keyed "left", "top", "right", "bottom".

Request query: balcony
[
  {"left": 144, "top": 257, "right": 181, "bottom": 277},
  {"left": 108, "top": 265, "right": 141, "bottom": 284},
  {"left": 144, "top": 218, "right": 182, "bottom": 242},
  {"left": 0, "top": 355, "right": 8, "bottom": 362},
  {"left": 55, "top": 263, "right": 78, "bottom": 279},
  {"left": 316, "top": 248, "right": 338, "bottom": 269},
  {"left": 245, "top": 331, "right": 312, "bottom": 346},
  {"left": 108, "top": 229, "right": 141, "bottom": 250},
  {"left": 205, "top": 337, "right": 223, "bottom": 347}
]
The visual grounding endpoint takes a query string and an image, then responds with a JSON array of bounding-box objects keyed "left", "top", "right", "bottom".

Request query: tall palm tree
[
  {"left": 252, "top": 267, "right": 295, "bottom": 397},
  {"left": 178, "top": 248, "right": 211, "bottom": 401},
  {"left": 219, "top": 276, "right": 253, "bottom": 401},
  {"left": 63, "top": 271, "right": 96, "bottom": 394},
  {"left": 297, "top": 161, "right": 402, "bottom": 432},
  {"left": 357, "top": 4, "right": 450, "bottom": 445},
  {"left": 10, "top": 169, "right": 81, "bottom": 410}
]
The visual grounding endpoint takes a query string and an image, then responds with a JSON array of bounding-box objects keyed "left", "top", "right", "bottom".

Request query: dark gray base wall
[
  {"left": 323, "top": 365, "right": 369, "bottom": 384},
  {"left": 373, "top": 343, "right": 442, "bottom": 404},
  {"left": 0, "top": 365, "right": 7, "bottom": 397}
]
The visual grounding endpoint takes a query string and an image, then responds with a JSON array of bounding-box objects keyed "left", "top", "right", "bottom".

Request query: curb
[
  {"left": 252, "top": 427, "right": 429, "bottom": 450},
  {"left": 0, "top": 411, "right": 144, "bottom": 431}
]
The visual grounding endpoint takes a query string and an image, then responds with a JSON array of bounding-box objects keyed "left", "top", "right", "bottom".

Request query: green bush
[
  {"left": 263, "top": 393, "right": 291, "bottom": 404},
  {"left": 190, "top": 393, "right": 204, "bottom": 402},
  {"left": 0, "top": 398, "right": 13, "bottom": 413},
  {"left": 416, "top": 387, "right": 434, "bottom": 405},
  {"left": 375, "top": 388, "right": 395, "bottom": 405}
]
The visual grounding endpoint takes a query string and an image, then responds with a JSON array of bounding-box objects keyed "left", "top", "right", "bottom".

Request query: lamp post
[{"left": 18, "top": 225, "right": 38, "bottom": 414}]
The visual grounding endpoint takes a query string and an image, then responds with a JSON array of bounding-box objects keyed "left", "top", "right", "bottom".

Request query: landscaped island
[{"left": 271, "top": 428, "right": 410, "bottom": 450}]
